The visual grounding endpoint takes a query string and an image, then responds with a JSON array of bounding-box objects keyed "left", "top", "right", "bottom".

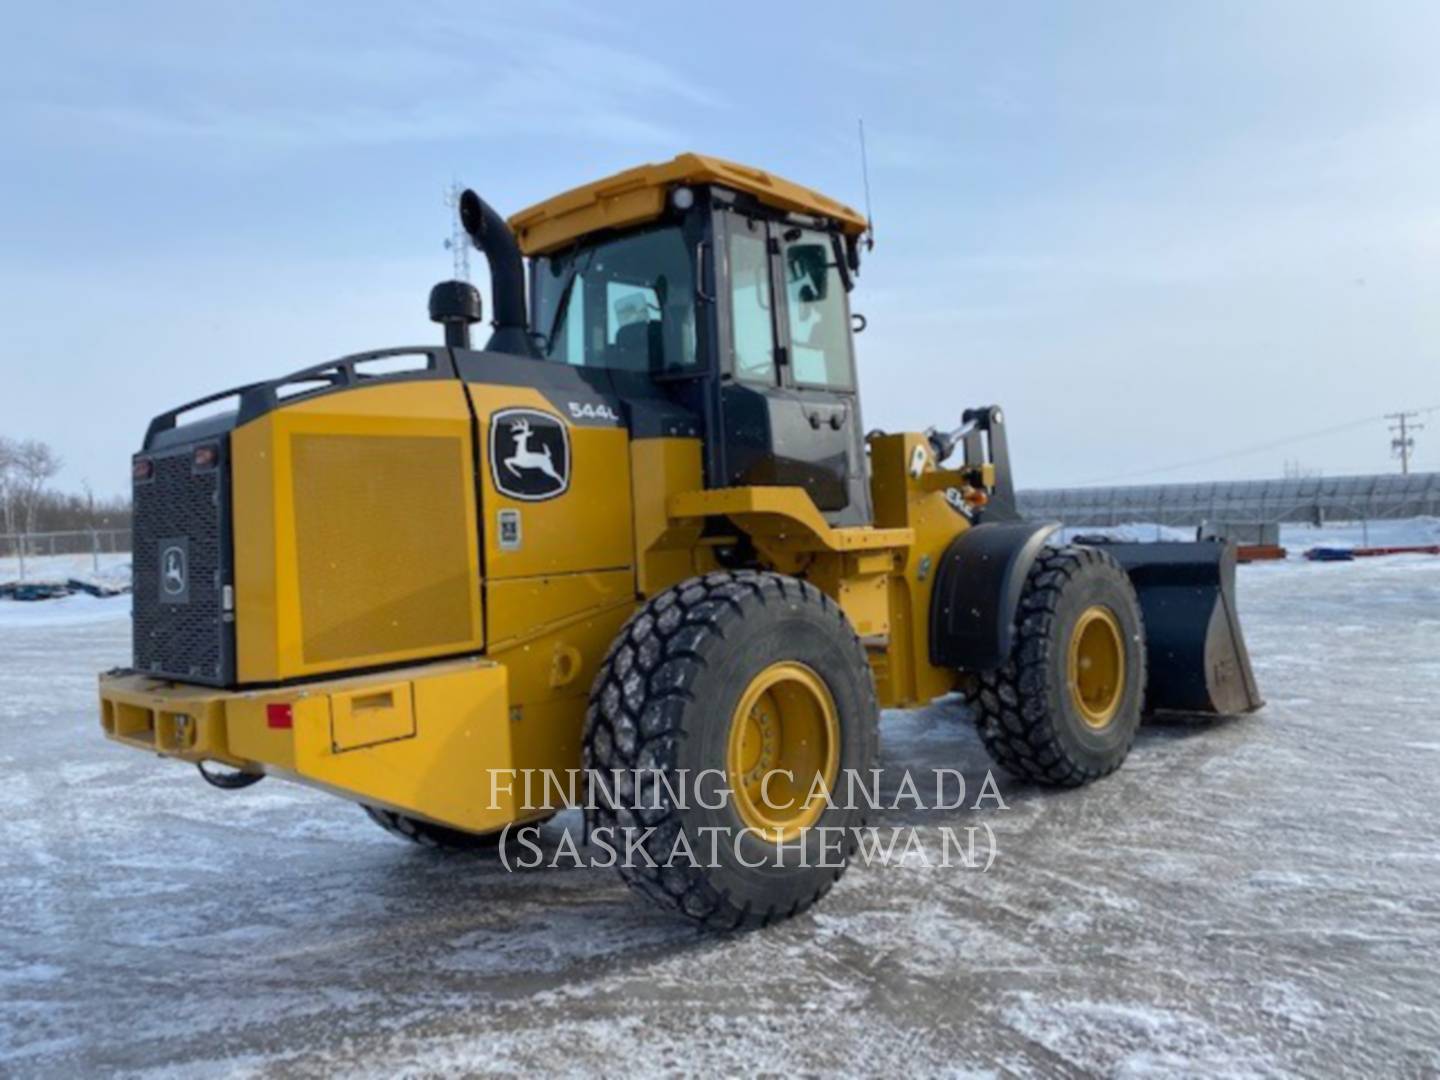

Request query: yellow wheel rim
[
  {"left": 726, "top": 661, "right": 841, "bottom": 842},
  {"left": 1068, "top": 605, "right": 1126, "bottom": 729}
]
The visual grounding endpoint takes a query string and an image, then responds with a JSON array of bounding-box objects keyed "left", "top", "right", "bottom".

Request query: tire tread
[
  {"left": 583, "top": 570, "right": 876, "bottom": 930},
  {"left": 973, "top": 545, "right": 1145, "bottom": 787}
]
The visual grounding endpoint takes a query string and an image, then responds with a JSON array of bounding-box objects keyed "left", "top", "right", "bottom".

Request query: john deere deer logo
[
  {"left": 490, "top": 408, "right": 570, "bottom": 501},
  {"left": 158, "top": 537, "right": 190, "bottom": 604},
  {"left": 163, "top": 548, "right": 185, "bottom": 593},
  {"left": 505, "top": 417, "right": 564, "bottom": 484}
]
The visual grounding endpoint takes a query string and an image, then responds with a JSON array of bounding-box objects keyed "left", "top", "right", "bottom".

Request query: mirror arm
[{"left": 830, "top": 233, "right": 854, "bottom": 292}]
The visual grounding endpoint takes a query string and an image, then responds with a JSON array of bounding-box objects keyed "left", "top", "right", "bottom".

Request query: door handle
[{"left": 694, "top": 241, "right": 714, "bottom": 303}]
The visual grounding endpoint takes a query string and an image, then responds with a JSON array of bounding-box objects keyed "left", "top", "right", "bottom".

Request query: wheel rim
[
  {"left": 1068, "top": 605, "right": 1126, "bottom": 729},
  {"left": 726, "top": 661, "right": 840, "bottom": 842}
]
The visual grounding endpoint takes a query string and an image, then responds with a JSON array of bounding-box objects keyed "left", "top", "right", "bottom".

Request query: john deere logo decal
[
  {"left": 159, "top": 537, "right": 189, "bottom": 604},
  {"left": 490, "top": 408, "right": 569, "bottom": 501}
]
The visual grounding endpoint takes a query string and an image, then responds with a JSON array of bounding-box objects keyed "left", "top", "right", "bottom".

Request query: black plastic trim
[
  {"left": 929, "top": 521, "right": 1061, "bottom": 671},
  {"left": 143, "top": 347, "right": 457, "bottom": 450}
]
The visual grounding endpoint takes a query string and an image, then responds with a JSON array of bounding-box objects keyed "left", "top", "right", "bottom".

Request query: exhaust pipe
[{"left": 459, "top": 189, "right": 539, "bottom": 357}]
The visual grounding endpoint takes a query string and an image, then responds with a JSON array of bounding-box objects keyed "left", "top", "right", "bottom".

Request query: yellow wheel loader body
[
  {"left": 99, "top": 154, "right": 1260, "bottom": 912},
  {"left": 100, "top": 415, "right": 974, "bottom": 834}
]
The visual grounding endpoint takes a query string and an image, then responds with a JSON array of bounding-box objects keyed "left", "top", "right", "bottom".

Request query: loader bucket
[{"left": 1096, "top": 541, "right": 1264, "bottom": 717}]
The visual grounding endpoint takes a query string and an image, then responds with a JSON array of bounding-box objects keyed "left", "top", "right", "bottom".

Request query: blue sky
[{"left": 3, "top": 1, "right": 1438, "bottom": 496}]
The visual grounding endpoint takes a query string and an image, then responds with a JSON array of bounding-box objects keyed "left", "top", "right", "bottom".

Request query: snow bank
[
  {"left": 0, "top": 592, "right": 130, "bottom": 628},
  {"left": 1057, "top": 523, "right": 1195, "bottom": 543},
  {"left": 1280, "top": 516, "right": 1440, "bottom": 550},
  {"left": 1060, "top": 517, "right": 1440, "bottom": 554},
  {"left": 0, "top": 552, "right": 131, "bottom": 586}
]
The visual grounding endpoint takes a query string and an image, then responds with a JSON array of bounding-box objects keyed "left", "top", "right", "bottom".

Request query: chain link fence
[{"left": 0, "top": 529, "right": 133, "bottom": 580}]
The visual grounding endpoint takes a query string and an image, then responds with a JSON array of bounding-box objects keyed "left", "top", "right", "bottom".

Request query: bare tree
[
  {"left": 0, "top": 436, "right": 17, "bottom": 536},
  {"left": 14, "top": 439, "right": 63, "bottom": 535}
]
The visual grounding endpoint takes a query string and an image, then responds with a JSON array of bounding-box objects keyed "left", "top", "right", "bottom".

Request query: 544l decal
[{"left": 566, "top": 401, "right": 619, "bottom": 423}]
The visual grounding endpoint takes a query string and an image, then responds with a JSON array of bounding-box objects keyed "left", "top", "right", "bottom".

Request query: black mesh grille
[{"left": 132, "top": 443, "right": 233, "bottom": 685}]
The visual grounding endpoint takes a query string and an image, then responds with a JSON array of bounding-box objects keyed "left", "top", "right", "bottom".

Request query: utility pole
[{"left": 1387, "top": 411, "right": 1423, "bottom": 475}]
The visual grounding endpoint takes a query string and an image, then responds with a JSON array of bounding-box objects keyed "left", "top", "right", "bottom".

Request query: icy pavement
[{"left": 2, "top": 556, "right": 1439, "bottom": 1076}]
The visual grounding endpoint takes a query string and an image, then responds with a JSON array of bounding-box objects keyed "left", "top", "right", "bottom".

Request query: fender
[{"left": 929, "top": 521, "right": 1061, "bottom": 671}]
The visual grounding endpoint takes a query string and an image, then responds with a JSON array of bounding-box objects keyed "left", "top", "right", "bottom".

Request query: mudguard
[
  {"left": 1101, "top": 541, "right": 1264, "bottom": 716},
  {"left": 929, "top": 521, "right": 1060, "bottom": 672}
]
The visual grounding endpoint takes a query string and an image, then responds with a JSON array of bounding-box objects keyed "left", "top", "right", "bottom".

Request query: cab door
[
  {"left": 716, "top": 213, "right": 871, "bottom": 525},
  {"left": 773, "top": 225, "right": 870, "bottom": 524}
]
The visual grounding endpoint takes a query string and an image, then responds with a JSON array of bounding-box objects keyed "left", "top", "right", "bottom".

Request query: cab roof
[{"left": 507, "top": 152, "right": 869, "bottom": 256}]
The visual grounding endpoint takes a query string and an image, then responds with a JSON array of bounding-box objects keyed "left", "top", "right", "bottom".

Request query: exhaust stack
[{"left": 459, "top": 189, "right": 539, "bottom": 357}]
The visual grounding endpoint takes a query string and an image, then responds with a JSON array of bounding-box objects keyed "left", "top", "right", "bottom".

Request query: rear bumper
[{"left": 99, "top": 658, "right": 527, "bottom": 833}]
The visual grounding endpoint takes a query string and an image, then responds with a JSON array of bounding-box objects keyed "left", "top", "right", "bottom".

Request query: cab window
[
  {"left": 728, "top": 222, "right": 778, "bottom": 384},
  {"left": 783, "top": 229, "right": 854, "bottom": 391},
  {"left": 549, "top": 277, "right": 586, "bottom": 365},
  {"left": 532, "top": 227, "right": 698, "bottom": 374}
]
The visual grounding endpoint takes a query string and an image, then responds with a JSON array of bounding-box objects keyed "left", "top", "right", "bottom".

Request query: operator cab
[{"left": 510, "top": 154, "right": 873, "bottom": 526}]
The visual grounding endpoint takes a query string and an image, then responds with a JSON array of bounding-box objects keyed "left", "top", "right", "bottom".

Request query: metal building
[{"left": 1018, "top": 472, "right": 1440, "bottom": 528}]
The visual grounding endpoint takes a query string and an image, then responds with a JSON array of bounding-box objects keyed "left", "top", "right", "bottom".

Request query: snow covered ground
[
  {"left": 2, "top": 549, "right": 1439, "bottom": 1075},
  {"left": 0, "top": 551, "right": 131, "bottom": 586}
]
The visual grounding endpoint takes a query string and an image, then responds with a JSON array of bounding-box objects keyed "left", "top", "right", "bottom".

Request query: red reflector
[
  {"left": 193, "top": 445, "right": 219, "bottom": 469},
  {"left": 132, "top": 459, "right": 154, "bottom": 481},
  {"left": 266, "top": 703, "right": 293, "bottom": 729}
]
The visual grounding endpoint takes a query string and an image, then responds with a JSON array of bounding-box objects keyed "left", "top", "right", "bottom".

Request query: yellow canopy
[{"left": 507, "top": 152, "right": 868, "bottom": 256}]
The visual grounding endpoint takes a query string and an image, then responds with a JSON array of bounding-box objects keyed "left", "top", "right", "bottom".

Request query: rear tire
[
  {"left": 583, "top": 571, "right": 879, "bottom": 930},
  {"left": 974, "top": 545, "right": 1146, "bottom": 787}
]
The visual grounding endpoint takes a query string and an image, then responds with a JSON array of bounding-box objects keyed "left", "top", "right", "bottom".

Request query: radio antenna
[{"left": 858, "top": 118, "right": 875, "bottom": 250}]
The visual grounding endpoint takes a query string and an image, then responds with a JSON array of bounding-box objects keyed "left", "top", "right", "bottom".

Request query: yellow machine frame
[
  {"left": 98, "top": 426, "right": 981, "bottom": 832},
  {"left": 97, "top": 153, "right": 991, "bottom": 835}
]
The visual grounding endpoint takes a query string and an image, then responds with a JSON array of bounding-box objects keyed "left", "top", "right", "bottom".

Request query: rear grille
[{"left": 132, "top": 442, "right": 233, "bottom": 685}]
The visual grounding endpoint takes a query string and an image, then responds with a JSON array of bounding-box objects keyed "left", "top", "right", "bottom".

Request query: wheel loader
[{"left": 99, "top": 154, "right": 1261, "bottom": 928}]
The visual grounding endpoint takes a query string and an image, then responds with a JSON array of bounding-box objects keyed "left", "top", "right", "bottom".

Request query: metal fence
[
  {"left": 1018, "top": 472, "right": 1440, "bottom": 528},
  {"left": 0, "top": 529, "right": 133, "bottom": 580}
]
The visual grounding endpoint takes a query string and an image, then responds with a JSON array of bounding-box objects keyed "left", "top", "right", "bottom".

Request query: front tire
[
  {"left": 583, "top": 571, "right": 879, "bottom": 930},
  {"left": 974, "top": 545, "right": 1147, "bottom": 786}
]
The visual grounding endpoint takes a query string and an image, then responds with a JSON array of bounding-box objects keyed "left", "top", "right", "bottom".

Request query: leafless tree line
[{"left": 0, "top": 436, "right": 131, "bottom": 536}]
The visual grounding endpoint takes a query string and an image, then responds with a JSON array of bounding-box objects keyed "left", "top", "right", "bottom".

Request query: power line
[
  {"left": 1078, "top": 402, "right": 1440, "bottom": 486},
  {"left": 1079, "top": 413, "right": 1384, "bottom": 485}
]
